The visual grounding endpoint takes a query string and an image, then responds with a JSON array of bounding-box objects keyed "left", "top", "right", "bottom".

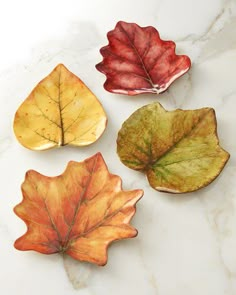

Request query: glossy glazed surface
[
  {"left": 0, "top": 0, "right": 236, "bottom": 294},
  {"left": 96, "top": 21, "right": 191, "bottom": 95},
  {"left": 117, "top": 102, "right": 229, "bottom": 193},
  {"left": 14, "top": 153, "right": 143, "bottom": 266},
  {"left": 14, "top": 64, "right": 107, "bottom": 150}
]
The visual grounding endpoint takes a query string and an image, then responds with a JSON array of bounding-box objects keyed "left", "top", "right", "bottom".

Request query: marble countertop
[{"left": 0, "top": 0, "right": 236, "bottom": 294}]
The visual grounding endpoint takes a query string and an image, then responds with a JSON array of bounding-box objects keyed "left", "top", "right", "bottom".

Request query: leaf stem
[{"left": 57, "top": 69, "right": 65, "bottom": 145}]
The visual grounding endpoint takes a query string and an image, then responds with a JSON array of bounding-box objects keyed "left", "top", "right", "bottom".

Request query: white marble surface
[{"left": 0, "top": 0, "right": 236, "bottom": 294}]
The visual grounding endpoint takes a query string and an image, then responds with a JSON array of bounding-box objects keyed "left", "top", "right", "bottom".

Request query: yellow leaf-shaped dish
[{"left": 14, "top": 64, "right": 107, "bottom": 151}]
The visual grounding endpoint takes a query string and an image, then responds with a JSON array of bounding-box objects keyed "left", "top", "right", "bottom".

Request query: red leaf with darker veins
[{"left": 96, "top": 21, "right": 191, "bottom": 96}]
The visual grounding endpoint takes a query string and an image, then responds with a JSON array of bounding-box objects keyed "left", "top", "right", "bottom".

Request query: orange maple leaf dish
[{"left": 14, "top": 153, "right": 143, "bottom": 266}]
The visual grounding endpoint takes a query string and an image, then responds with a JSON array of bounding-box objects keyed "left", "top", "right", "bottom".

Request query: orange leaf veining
[
  {"left": 14, "top": 153, "right": 143, "bottom": 266},
  {"left": 13, "top": 64, "right": 107, "bottom": 151}
]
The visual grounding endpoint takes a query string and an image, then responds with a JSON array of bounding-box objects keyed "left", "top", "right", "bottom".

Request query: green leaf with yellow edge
[
  {"left": 13, "top": 64, "right": 107, "bottom": 151},
  {"left": 117, "top": 102, "right": 230, "bottom": 193}
]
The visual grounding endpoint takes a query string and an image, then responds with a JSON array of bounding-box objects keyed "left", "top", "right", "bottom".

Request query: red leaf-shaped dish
[{"left": 96, "top": 21, "right": 191, "bottom": 95}]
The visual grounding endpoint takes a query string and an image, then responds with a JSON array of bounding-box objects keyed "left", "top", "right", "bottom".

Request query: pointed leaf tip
[
  {"left": 14, "top": 153, "right": 143, "bottom": 265},
  {"left": 117, "top": 102, "right": 229, "bottom": 193},
  {"left": 14, "top": 64, "right": 107, "bottom": 151}
]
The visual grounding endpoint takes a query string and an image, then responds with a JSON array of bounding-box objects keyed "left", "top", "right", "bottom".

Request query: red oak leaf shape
[
  {"left": 96, "top": 21, "right": 191, "bottom": 95},
  {"left": 14, "top": 153, "right": 143, "bottom": 266}
]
